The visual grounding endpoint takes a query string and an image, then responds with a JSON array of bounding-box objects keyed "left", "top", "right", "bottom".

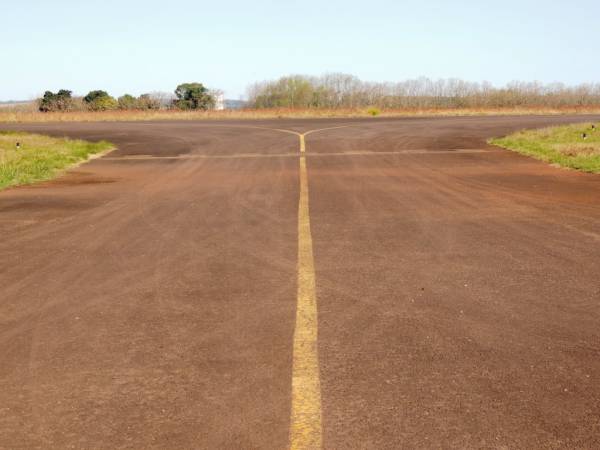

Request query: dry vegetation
[
  {"left": 490, "top": 123, "right": 600, "bottom": 173},
  {"left": 4, "top": 74, "right": 600, "bottom": 123},
  {"left": 2, "top": 106, "right": 600, "bottom": 123},
  {"left": 248, "top": 74, "right": 600, "bottom": 109}
]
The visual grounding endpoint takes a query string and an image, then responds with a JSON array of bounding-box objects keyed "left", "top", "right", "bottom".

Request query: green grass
[
  {"left": 0, "top": 131, "right": 113, "bottom": 190},
  {"left": 489, "top": 122, "right": 600, "bottom": 173}
]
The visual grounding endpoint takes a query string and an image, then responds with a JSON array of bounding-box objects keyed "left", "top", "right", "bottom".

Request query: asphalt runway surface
[{"left": 1, "top": 116, "right": 599, "bottom": 449}]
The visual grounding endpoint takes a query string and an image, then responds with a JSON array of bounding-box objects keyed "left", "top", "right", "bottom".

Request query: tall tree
[{"left": 174, "top": 83, "right": 215, "bottom": 110}]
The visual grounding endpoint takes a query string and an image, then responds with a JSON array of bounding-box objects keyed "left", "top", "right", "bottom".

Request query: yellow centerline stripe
[
  {"left": 299, "top": 134, "right": 306, "bottom": 153},
  {"left": 290, "top": 138, "right": 321, "bottom": 449}
]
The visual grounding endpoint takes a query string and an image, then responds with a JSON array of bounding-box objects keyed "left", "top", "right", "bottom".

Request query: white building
[{"left": 214, "top": 93, "right": 225, "bottom": 110}]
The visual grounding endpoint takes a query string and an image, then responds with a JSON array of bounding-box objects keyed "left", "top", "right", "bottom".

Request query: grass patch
[
  {"left": 489, "top": 122, "right": 600, "bottom": 173},
  {"left": 0, "top": 132, "right": 113, "bottom": 190}
]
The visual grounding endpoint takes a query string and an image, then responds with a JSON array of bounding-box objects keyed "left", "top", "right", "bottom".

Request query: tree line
[
  {"left": 247, "top": 73, "right": 600, "bottom": 109},
  {"left": 38, "top": 83, "right": 217, "bottom": 112}
]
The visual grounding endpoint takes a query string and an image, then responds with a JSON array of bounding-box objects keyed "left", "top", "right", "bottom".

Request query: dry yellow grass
[{"left": 1, "top": 106, "right": 600, "bottom": 123}]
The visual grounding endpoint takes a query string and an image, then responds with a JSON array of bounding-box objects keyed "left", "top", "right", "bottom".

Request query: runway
[{"left": 1, "top": 115, "right": 599, "bottom": 448}]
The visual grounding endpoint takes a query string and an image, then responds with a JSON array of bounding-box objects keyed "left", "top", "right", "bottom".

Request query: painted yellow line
[
  {"left": 103, "top": 148, "right": 498, "bottom": 162},
  {"left": 290, "top": 152, "right": 321, "bottom": 448},
  {"left": 299, "top": 134, "right": 306, "bottom": 153},
  {"left": 289, "top": 126, "right": 355, "bottom": 449},
  {"left": 303, "top": 125, "right": 354, "bottom": 137},
  {"left": 103, "top": 152, "right": 299, "bottom": 161}
]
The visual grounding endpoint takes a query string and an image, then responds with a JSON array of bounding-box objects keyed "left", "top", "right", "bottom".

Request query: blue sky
[{"left": 1, "top": 0, "right": 599, "bottom": 101}]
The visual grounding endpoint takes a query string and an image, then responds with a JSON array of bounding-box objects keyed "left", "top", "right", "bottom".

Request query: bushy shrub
[
  {"left": 84, "top": 90, "right": 118, "bottom": 111},
  {"left": 367, "top": 107, "right": 381, "bottom": 116},
  {"left": 117, "top": 94, "right": 138, "bottom": 110},
  {"left": 38, "top": 90, "right": 73, "bottom": 112},
  {"left": 84, "top": 90, "right": 109, "bottom": 103},
  {"left": 91, "top": 96, "right": 118, "bottom": 111},
  {"left": 137, "top": 94, "right": 161, "bottom": 110}
]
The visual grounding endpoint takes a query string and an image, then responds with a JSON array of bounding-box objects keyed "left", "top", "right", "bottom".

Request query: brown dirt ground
[{"left": 1, "top": 115, "right": 599, "bottom": 449}]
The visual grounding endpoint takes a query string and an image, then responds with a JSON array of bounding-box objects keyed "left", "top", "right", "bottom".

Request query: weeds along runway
[{"left": 1, "top": 115, "right": 600, "bottom": 448}]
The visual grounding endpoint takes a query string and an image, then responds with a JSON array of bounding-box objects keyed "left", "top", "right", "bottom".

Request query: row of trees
[
  {"left": 38, "top": 83, "right": 216, "bottom": 112},
  {"left": 247, "top": 74, "right": 600, "bottom": 109}
]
